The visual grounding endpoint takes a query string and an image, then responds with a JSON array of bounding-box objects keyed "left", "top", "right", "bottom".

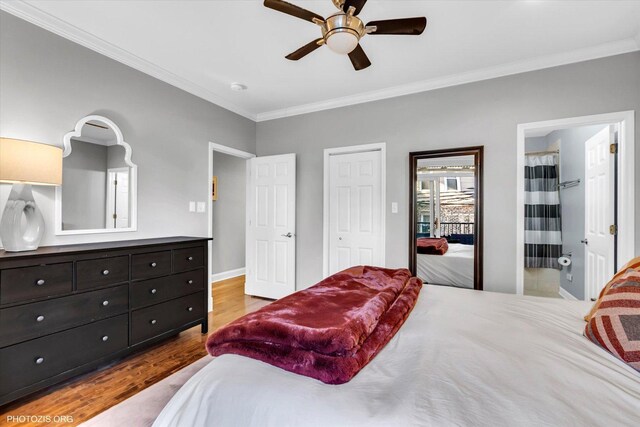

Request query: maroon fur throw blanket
[
  {"left": 206, "top": 266, "right": 423, "bottom": 384},
  {"left": 417, "top": 237, "right": 449, "bottom": 255}
]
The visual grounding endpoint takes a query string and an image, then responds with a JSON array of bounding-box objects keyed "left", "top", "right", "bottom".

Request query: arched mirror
[
  {"left": 55, "top": 115, "right": 137, "bottom": 235},
  {"left": 409, "top": 146, "right": 483, "bottom": 290}
]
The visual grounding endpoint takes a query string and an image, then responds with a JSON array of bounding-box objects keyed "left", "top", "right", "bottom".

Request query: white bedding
[
  {"left": 417, "top": 243, "right": 474, "bottom": 288},
  {"left": 154, "top": 286, "right": 640, "bottom": 427}
]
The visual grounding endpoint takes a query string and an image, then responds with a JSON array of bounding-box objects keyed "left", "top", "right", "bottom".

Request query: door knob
[
  {"left": 281, "top": 232, "right": 294, "bottom": 238},
  {"left": 581, "top": 239, "right": 589, "bottom": 245},
  {"left": 338, "top": 237, "right": 343, "bottom": 241}
]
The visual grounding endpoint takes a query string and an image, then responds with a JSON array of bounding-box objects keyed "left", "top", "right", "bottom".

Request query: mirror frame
[
  {"left": 409, "top": 146, "right": 484, "bottom": 291},
  {"left": 55, "top": 115, "right": 138, "bottom": 235}
]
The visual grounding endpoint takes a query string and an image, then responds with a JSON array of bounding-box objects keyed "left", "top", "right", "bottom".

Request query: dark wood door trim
[{"left": 409, "top": 146, "right": 484, "bottom": 291}]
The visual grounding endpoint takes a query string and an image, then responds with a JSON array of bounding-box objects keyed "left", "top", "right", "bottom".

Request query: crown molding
[
  {"left": 256, "top": 37, "right": 639, "bottom": 122},
  {"left": 0, "top": 0, "right": 258, "bottom": 121}
]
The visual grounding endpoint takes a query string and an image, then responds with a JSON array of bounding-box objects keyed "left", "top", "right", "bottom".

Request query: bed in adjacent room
[
  {"left": 153, "top": 285, "right": 640, "bottom": 426},
  {"left": 416, "top": 242, "right": 475, "bottom": 288}
]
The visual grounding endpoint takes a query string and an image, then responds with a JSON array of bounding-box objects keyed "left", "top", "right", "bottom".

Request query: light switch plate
[
  {"left": 567, "top": 273, "right": 573, "bottom": 282},
  {"left": 197, "top": 201, "right": 206, "bottom": 213},
  {"left": 391, "top": 202, "right": 398, "bottom": 214},
  {"left": 189, "top": 201, "right": 196, "bottom": 212}
]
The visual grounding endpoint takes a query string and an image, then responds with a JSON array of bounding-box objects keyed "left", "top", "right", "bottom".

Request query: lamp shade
[{"left": 0, "top": 137, "right": 63, "bottom": 186}]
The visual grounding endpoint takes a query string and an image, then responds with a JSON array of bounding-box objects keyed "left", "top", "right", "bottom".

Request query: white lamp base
[{"left": 0, "top": 184, "right": 45, "bottom": 252}]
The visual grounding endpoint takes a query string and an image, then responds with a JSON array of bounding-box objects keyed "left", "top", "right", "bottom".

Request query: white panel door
[
  {"left": 585, "top": 126, "right": 615, "bottom": 301},
  {"left": 106, "top": 168, "right": 129, "bottom": 229},
  {"left": 328, "top": 150, "right": 383, "bottom": 275},
  {"left": 114, "top": 171, "right": 130, "bottom": 228},
  {"left": 246, "top": 154, "right": 296, "bottom": 299}
]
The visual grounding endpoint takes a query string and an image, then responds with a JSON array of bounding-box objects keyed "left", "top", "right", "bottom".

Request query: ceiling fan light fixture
[{"left": 325, "top": 30, "right": 359, "bottom": 54}]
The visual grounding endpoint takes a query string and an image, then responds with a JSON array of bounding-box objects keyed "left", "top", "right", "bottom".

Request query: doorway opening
[
  {"left": 207, "top": 142, "right": 254, "bottom": 312},
  {"left": 516, "top": 111, "right": 635, "bottom": 300}
]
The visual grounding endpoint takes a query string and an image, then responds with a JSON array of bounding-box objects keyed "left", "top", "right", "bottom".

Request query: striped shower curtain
[{"left": 524, "top": 154, "right": 562, "bottom": 269}]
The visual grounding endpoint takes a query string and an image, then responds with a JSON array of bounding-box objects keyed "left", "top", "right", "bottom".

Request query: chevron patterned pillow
[
  {"left": 584, "top": 256, "right": 640, "bottom": 322},
  {"left": 584, "top": 269, "right": 640, "bottom": 371}
]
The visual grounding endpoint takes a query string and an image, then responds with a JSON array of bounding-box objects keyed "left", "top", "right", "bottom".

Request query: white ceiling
[{"left": 3, "top": 1, "right": 639, "bottom": 121}]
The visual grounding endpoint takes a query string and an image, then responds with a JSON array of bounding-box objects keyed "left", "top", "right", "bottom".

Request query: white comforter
[
  {"left": 154, "top": 286, "right": 640, "bottom": 427},
  {"left": 417, "top": 244, "right": 474, "bottom": 288}
]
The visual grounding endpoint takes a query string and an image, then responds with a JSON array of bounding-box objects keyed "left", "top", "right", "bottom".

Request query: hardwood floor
[{"left": 0, "top": 275, "right": 271, "bottom": 426}]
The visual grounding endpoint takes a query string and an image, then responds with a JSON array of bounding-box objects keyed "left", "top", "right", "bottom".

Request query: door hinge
[
  {"left": 609, "top": 224, "right": 617, "bottom": 235},
  {"left": 610, "top": 143, "right": 618, "bottom": 154},
  {"left": 113, "top": 214, "right": 117, "bottom": 220}
]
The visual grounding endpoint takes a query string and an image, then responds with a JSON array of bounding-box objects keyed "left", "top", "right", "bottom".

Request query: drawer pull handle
[
  {"left": 187, "top": 307, "right": 193, "bottom": 312},
  {"left": 150, "top": 319, "right": 157, "bottom": 325},
  {"left": 150, "top": 262, "right": 157, "bottom": 268},
  {"left": 102, "top": 300, "right": 109, "bottom": 307},
  {"left": 102, "top": 269, "right": 110, "bottom": 276},
  {"left": 36, "top": 279, "right": 45, "bottom": 286},
  {"left": 36, "top": 315, "right": 45, "bottom": 322},
  {"left": 187, "top": 280, "right": 194, "bottom": 285},
  {"left": 102, "top": 335, "right": 109, "bottom": 342},
  {"left": 187, "top": 256, "right": 194, "bottom": 261},
  {"left": 150, "top": 288, "right": 157, "bottom": 294},
  {"left": 35, "top": 357, "right": 44, "bottom": 365}
]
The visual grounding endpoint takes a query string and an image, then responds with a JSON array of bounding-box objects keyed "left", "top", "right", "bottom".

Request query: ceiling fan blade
[
  {"left": 285, "top": 38, "right": 324, "bottom": 61},
  {"left": 263, "top": 0, "right": 324, "bottom": 24},
  {"left": 348, "top": 44, "right": 371, "bottom": 71},
  {"left": 342, "top": 0, "right": 367, "bottom": 16},
  {"left": 366, "top": 17, "right": 427, "bottom": 35}
]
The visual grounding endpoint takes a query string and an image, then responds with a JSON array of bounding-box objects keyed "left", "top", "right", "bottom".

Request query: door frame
[
  {"left": 323, "top": 142, "right": 386, "bottom": 278},
  {"left": 207, "top": 142, "right": 255, "bottom": 312},
  {"left": 515, "top": 110, "right": 635, "bottom": 297},
  {"left": 409, "top": 146, "right": 484, "bottom": 291}
]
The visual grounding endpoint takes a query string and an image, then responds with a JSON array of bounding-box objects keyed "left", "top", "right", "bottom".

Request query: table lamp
[{"left": 0, "top": 138, "right": 63, "bottom": 252}]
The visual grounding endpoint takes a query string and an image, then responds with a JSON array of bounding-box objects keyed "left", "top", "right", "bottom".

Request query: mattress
[
  {"left": 154, "top": 286, "right": 640, "bottom": 427},
  {"left": 417, "top": 243, "right": 474, "bottom": 288}
]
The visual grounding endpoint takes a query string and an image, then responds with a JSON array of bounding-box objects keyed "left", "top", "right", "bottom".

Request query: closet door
[{"left": 328, "top": 150, "right": 383, "bottom": 275}]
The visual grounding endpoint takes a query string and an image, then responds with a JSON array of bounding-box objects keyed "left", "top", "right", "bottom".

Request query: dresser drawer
[
  {"left": 173, "top": 246, "right": 204, "bottom": 273},
  {"left": 131, "top": 292, "right": 204, "bottom": 345},
  {"left": 1, "top": 263, "right": 73, "bottom": 305},
  {"left": 131, "top": 251, "right": 171, "bottom": 280},
  {"left": 76, "top": 256, "right": 129, "bottom": 291},
  {"left": 131, "top": 270, "right": 204, "bottom": 310},
  {"left": 0, "top": 285, "right": 128, "bottom": 348},
  {"left": 0, "top": 314, "right": 128, "bottom": 396}
]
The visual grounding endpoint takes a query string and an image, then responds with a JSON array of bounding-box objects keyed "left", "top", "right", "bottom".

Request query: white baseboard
[
  {"left": 210, "top": 267, "right": 245, "bottom": 283},
  {"left": 559, "top": 287, "right": 578, "bottom": 300}
]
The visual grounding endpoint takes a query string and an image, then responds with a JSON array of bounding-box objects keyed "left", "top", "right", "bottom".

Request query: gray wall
[
  {"left": 107, "top": 144, "right": 127, "bottom": 169},
  {"left": 211, "top": 151, "right": 246, "bottom": 274},
  {"left": 0, "top": 12, "right": 256, "bottom": 248},
  {"left": 256, "top": 52, "right": 640, "bottom": 293},
  {"left": 62, "top": 140, "right": 107, "bottom": 230},
  {"left": 548, "top": 125, "right": 607, "bottom": 299},
  {"left": 524, "top": 136, "right": 551, "bottom": 153}
]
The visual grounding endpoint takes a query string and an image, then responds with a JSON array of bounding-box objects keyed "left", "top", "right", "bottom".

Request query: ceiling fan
[{"left": 264, "top": 0, "right": 427, "bottom": 71}]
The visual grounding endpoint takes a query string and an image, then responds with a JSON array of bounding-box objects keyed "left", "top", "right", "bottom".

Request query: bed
[
  {"left": 417, "top": 243, "right": 474, "bottom": 288},
  {"left": 153, "top": 286, "right": 640, "bottom": 426}
]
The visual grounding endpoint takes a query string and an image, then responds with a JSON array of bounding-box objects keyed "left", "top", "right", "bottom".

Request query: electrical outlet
[
  {"left": 196, "top": 202, "right": 206, "bottom": 213},
  {"left": 189, "top": 201, "right": 196, "bottom": 212},
  {"left": 391, "top": 202, "right": 398, "bottom": 214},
  {"left": 566, "top": 273, "right": 573, "bottom": 282}
]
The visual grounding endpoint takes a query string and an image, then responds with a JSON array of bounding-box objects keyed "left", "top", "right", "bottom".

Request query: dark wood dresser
[{"left": 0, "top": 236, "right": 210, "bottom": 406}]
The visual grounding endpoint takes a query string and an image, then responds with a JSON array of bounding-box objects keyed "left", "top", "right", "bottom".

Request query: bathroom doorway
[{"left": 516, "top": 112, "right": 635, "bottom": 300}]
